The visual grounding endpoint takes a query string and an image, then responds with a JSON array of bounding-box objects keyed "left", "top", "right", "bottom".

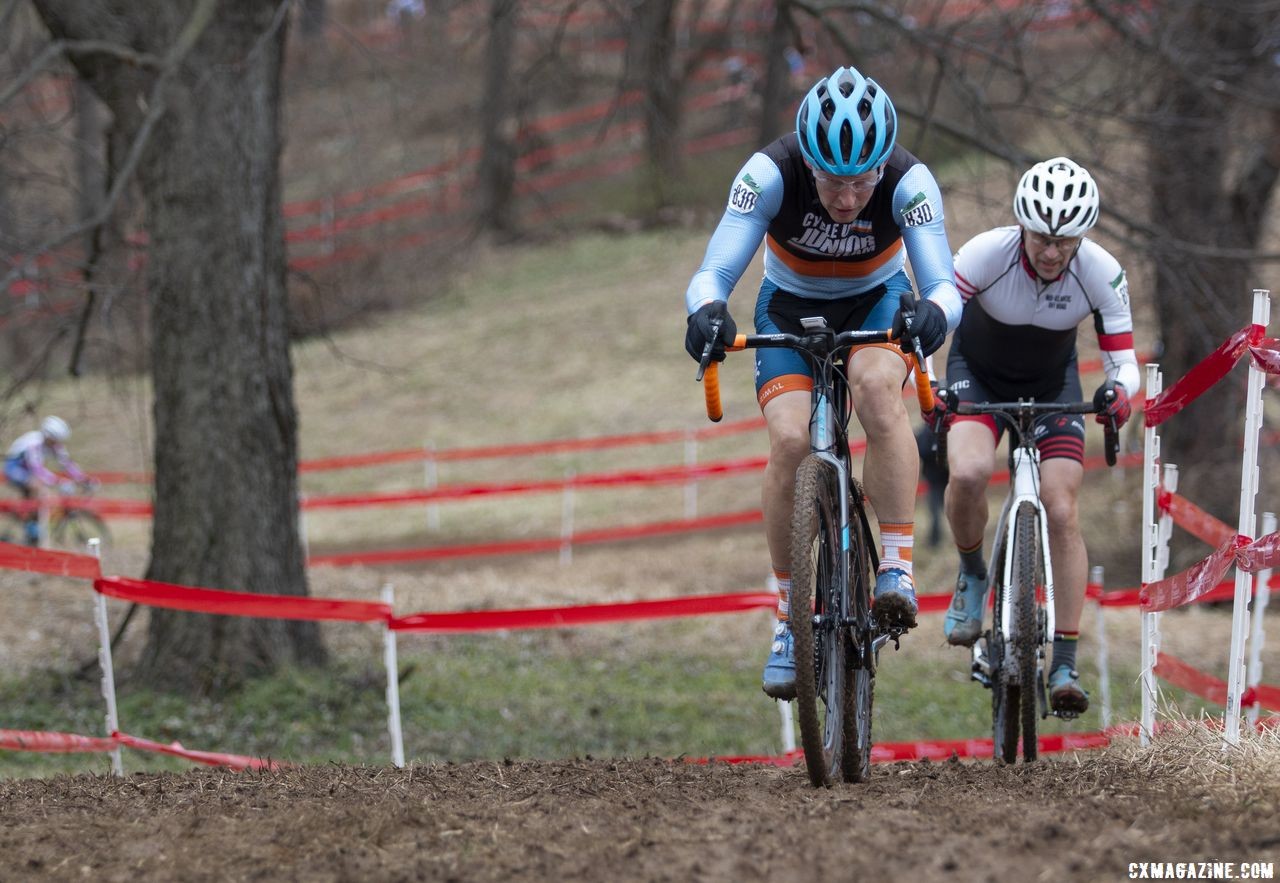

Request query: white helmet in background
[
  {"left": 1013, "top": 156, "right": 1100, "bottom": 238},
  {"left": 41, "top": 415, "right": 70, "bottom": 443}
]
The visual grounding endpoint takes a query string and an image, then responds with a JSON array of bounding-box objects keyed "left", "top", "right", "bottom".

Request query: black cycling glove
[
  {"left": 891, "top": 297, "right": 948, "bottom": 358},
  {"left": 684, "top": 301, "right": 737, "bottom": 363}
]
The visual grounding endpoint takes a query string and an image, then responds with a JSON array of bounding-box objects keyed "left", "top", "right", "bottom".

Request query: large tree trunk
[
  {"left": 756, "top": 0, "right": 794, "bottom": 145},
  {"left": 626, "top": 0, "right": 681, "bottom": 206},
  {"left": 33, "top": 0, "right": 326, "bottom": 692},
  {"left": 477, "top": 0, "right": 519, "bottom": 236},
  {"left": 1145, "top": 6, "right": 1280, "bottom": 540}
]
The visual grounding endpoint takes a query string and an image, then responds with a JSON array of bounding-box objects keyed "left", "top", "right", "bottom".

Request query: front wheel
[
  {"left": 50, "top": 508, "right": 111, "bottom": 554},
  {"left": 992, "top": 502, "right": 1042, "bottom": 763},
  {"left": 790, "top": 455, "right": 852, "bottom": 787}
]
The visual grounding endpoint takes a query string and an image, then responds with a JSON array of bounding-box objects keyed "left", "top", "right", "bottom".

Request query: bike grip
[
  {"left": 704, "top": 360, "right": 724, "bottom": 422},
  {"left": 727, "top": 333, "right": 748, "bottom": 351},
  {"left": 913, "top": 362, "right": 935, "bottom": 412}
]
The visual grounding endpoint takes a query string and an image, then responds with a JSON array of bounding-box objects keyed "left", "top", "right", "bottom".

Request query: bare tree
[
  {"left": 30, "top": 0, "right": 326, "bottom": 692},
  {"left": 477, "top": 0, "right": 519, "bottom": 236}
]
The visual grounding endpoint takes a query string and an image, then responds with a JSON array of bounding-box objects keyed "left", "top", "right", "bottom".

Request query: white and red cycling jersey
[
  {"left": 950, "top": 225, "right": 1139, "bottom": 401},
  {"left": 4, "top": 431, "right": 88, "bottom": 489}
]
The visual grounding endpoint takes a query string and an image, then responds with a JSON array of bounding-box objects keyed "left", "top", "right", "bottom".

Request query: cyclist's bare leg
[
  {"left": 761, "top": 390, "right": 813, "bottom": 574},
  {"left": 1040, "top": 457, "right": 1087, "bottom": 634},
  {"left": 942, "top": 420, "right": 998, "bottom": 550},
  {"left": 845, "top": 346, "right": 917, "bottom": 528},
  {"left": 1041, "top": 456, "right": 1090, "bottom": 712},
  {"left": 846, "top": 346, "right": 922, "bottom": 629}
]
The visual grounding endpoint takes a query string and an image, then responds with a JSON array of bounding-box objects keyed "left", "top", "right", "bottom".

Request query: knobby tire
[
  {"left": 842, "top": 476, "right": 876, "bottom": 783},
  {"left": 790, "top": 455, "right": 852, "bottom": 787},
  {"left": 1012, "top": 502, "right": 1042, "bottom": 762},
  {"left": 989, "top": 525, "right": 1019, "bottom": 763}
]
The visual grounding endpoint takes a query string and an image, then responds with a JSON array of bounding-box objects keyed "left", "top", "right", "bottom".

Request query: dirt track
[{"left": 3, "top": 746, "right": 1278, "bottom": 882}]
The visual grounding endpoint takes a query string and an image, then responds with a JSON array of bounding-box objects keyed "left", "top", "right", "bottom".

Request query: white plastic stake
[
  {"left": 1140, "top": 363, "right": 1163, "bottom": 745},
  {"left": 424, "top": 441, "right": 440, "bottom": 531},
  {"left": 684, "top": 432, "right": 698, "bottom": 519},
  {"left": 1090, "top": 564, "right": 1112, "bottom": 730},
  {"left": 89, "top": 538, "right": 123, "bottom": 776},
  {"left": 1224, "top": 289, "right": 1269, "bottom": 747},
  {"left": 297, "top": 492, "right": 309, "bottom": 561},
  {"left": 382, "top": 584, "right": 405, "bottom": 768},
  {"left": 1247, "top": 511, "right": 1275, "bottom": 727},
  {"left": 560, "top": 471, "right": 575, "bottom": 566}
]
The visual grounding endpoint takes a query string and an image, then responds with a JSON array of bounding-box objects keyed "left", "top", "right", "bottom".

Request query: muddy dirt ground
[{"left": 3, "top": 743, "right": 1279, "bottom": 882}]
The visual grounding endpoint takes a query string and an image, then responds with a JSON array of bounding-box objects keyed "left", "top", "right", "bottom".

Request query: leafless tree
[
  {"left": 28, "top": 0, "right": 326, "bottom": 692},
  {"left": 477, "top": 0, "right": 520, "bottom": 236}
]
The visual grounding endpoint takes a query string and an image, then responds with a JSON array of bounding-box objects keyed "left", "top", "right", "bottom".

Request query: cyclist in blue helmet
[{"left": 683, "top": 66, "right": 962, "bottom": 700}]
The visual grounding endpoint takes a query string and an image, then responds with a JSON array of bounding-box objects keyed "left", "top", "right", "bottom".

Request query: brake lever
[{"left": 695, "top": 317, "right": 723, "bottom": 382}]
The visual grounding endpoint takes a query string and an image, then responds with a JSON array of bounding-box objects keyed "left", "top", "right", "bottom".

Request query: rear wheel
[
  {"left": 0, "top": 510, "right": 28, "bottom": 545},
  {"left": 791, "top": 455, "right": 851, "bottom": 787}
]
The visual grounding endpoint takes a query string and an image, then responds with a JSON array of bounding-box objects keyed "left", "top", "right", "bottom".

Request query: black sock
[
  {"left": 1053, "top": 632, "right": 1079, "bottom": 673},
  {"left": 958, "top": 543, "right": 986, "bottom": 580}
]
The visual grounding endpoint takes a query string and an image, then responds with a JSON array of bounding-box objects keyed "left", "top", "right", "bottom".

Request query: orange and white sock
[
  {"left": 773, "top": 568, "right": 791, "bottom": 622},
  {"left": 879, "top": 522, "right": 915, "bottom": 582}
]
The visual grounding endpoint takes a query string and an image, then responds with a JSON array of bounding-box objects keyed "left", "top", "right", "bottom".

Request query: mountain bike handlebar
[{"left": 698, "top": 326, "right": 935, "bottom": 422}]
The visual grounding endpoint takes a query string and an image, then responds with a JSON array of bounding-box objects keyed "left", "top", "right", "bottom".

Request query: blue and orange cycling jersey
[{"left": 685, "top": 134, "right": 961, "bottom": 404}]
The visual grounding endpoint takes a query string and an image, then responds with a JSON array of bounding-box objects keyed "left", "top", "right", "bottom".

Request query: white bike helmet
[
  {"left": 41, "top": 415, "right": 70, "bottom": 443},
  {"left": 1013, "top": 157, "right": 1100, "bottom": 237}
]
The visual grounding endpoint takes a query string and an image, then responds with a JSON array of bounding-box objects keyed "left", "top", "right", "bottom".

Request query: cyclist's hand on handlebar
[
  {"left": 1092, "top": 380, "right": 1131, "bottom": 428},
  {"left": 923, "top": 384, "right": 954, "bottom": 435},
  {"left": 685, "top": 301, "right": 737, "bottom": 363},
  {"left": 891, "top": 297, "right": 947, "bottom": 357}
]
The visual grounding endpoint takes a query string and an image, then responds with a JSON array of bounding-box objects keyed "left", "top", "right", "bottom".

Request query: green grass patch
[{"left": 1, "top": 621, "right": 1228, "bottom": 779}]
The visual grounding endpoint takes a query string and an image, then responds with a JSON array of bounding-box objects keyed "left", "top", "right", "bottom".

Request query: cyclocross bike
[
  {"left": 0, "top": 482, "right": 110, "bottom": 552},
  {"left": 697, "top": 295, "right": 935, "bottom": 786},
  {"left": 937, "top": 395, "right": 1117, "bottom": 763}
]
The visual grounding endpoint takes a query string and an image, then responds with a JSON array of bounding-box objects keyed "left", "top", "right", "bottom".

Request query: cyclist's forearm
[{"left": 685, "top": 211, "right": 768, "bottom": 313}]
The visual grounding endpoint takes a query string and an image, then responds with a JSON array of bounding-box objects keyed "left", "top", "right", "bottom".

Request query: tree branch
[{"left": 4, "top": 0, "right": 219, "bottom": 297}]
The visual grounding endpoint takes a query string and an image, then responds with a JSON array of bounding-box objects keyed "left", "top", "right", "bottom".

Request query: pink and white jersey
[{"left": 951, "top": 226, "right": 1139, "bottom": 399}]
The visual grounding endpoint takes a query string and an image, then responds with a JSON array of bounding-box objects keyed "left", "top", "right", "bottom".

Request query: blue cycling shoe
[
  {"left": 1049, "top": 665, "right": 1090, "bottom": 716},
  {"left": 761, "top": 621, "right": 797, "bottom": 700},
  {"left": 871, "top": 568, "right": 918, "bottom": 631},
  {"left": 943, "top": 571, "right": 989, "bottom": 647}
]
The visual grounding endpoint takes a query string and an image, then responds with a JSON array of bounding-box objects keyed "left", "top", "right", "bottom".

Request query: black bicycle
[
  {"left": 698, "top": 301, "right": 935, "bottom": 785},
  {"left": 937, "top": 397, "right": 1116, "bottom": 762}
]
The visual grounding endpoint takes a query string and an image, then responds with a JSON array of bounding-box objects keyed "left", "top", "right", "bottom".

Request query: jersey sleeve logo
[
  {"left": 901, "top": 190, "right": 935, "bottom": 227},
  {"left": 728, "top": 173, "right": 762, "bottom": 214},
  {"left": 1110, "top": 269, "right": 1130, "bottom": 308}
]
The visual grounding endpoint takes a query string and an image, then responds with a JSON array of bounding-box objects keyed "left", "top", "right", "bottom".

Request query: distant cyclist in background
[
  {"left": 4, "top": 416, "right": 93, "bottom": 546},
  {"left": 682, "top": 65, "right": 962, "bottom": 700},
  {"left": 932, "top": 157, "right": 1138, "bottom": 714}
]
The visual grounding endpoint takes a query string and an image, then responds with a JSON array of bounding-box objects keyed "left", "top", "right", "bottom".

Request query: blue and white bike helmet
[
  {"left": 1013, "top": 157, "right": 1100, "bottom": 237},
  {"left": 796, "top": 66, "right": 897, "bottom": 176}
]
